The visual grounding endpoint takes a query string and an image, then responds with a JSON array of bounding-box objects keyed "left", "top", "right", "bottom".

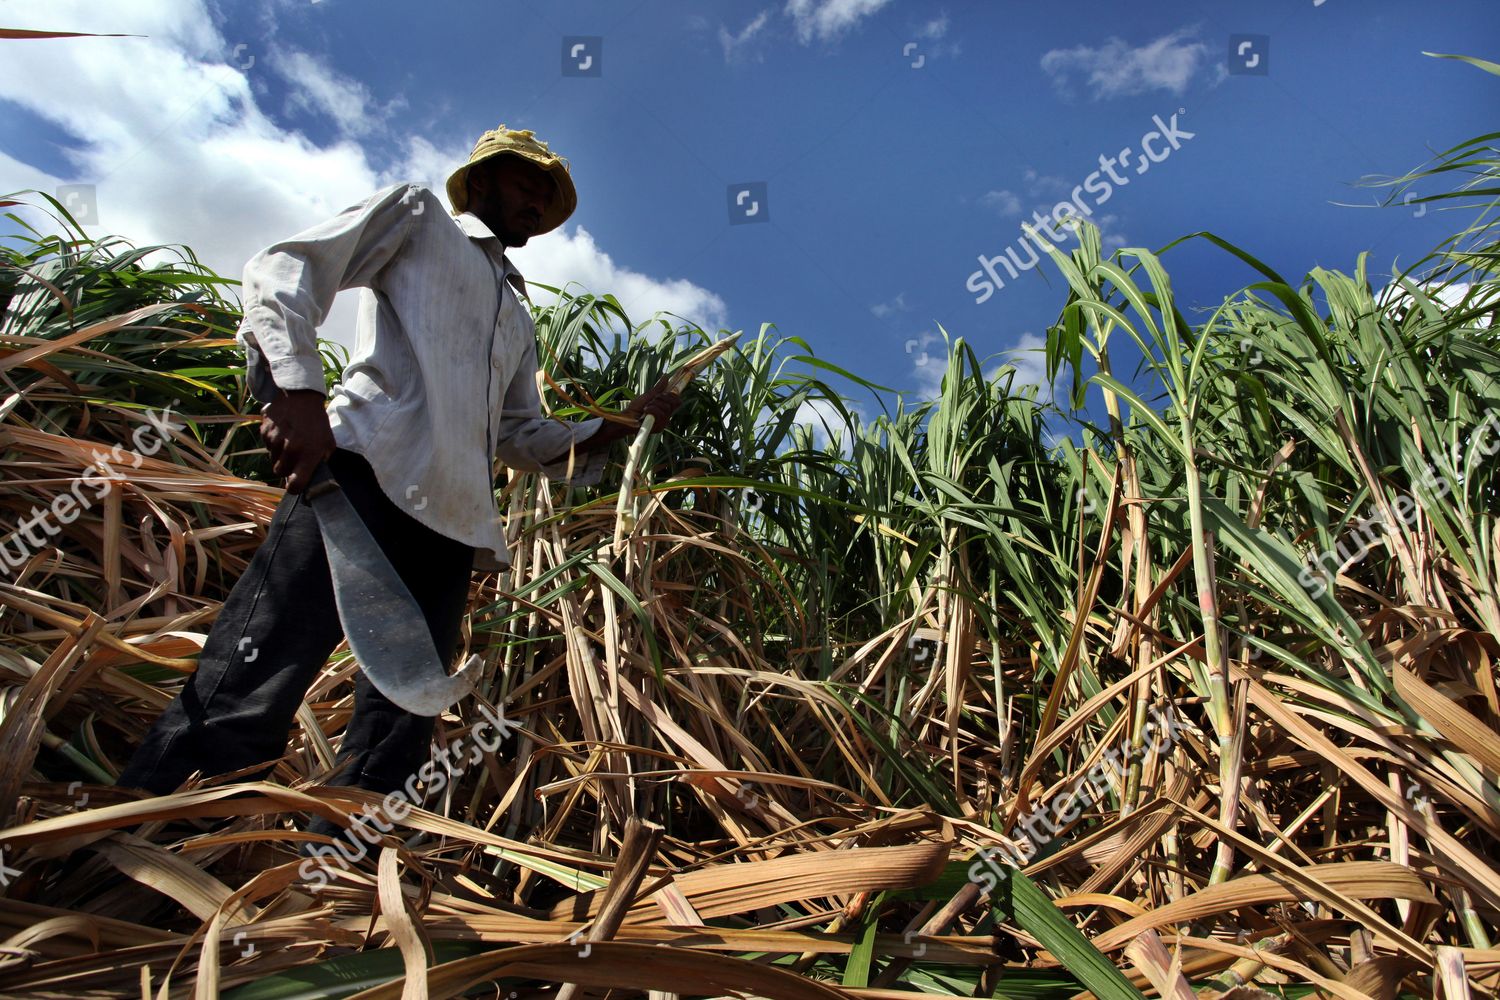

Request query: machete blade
[{"left": 306, "top": 462, "right": 477, "bottom": 716}]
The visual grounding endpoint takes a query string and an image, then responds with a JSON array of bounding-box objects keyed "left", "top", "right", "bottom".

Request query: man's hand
[
  {"left": 623, "top": 374, "right": 683, "bottom": 433},
  {"left": 588, "top": 375, "right": 683, "bottom": 450},
  {"left": 260, "top": 389, "right": 336, "bottom": 493}
]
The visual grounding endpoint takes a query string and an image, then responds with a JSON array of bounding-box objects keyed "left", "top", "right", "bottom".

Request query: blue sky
[{"left": 1, "top": 0, "right": 1497, "bottom": 424}]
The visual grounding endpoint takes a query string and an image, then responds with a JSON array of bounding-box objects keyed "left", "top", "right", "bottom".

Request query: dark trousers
[{"left": 117, "top": 447, "right": 475, "bottom": 801}]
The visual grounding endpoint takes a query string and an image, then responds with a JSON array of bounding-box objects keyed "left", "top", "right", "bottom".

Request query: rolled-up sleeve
[
  {"left": 494, "top": 336, "right": 609, "bottom": 487},
  {"left": 238, "top": 182, "right": 421, "bottom": 402}
]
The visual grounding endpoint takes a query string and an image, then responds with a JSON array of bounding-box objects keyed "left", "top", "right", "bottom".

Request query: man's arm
[
  {"left": 536, "top": 377, "right": 681, "bottom": 465},
  {"left": 239, "top": 182, "right": 424, "bottom": 492},
  {"left": 493, "top": 337, "right": 681, "bottom": 483}
]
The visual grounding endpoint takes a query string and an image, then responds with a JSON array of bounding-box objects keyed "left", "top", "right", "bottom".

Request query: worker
[{"left": 115, "top": 125, "right": 681, "bottom": 848}]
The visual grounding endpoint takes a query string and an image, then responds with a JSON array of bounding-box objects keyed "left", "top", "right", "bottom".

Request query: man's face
[{"left": 467, "top": 156, "right": 557, "bottom": 247}]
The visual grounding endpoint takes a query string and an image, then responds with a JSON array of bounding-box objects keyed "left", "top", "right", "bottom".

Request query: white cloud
[
  {"left": 1377, "top": 279, "right": 1497, "bottom": 328},
  {"left": 987, "top": 172, "right": 1129, "bottom": 252},
  {"left": 784, "top": 0, "right": 894, "bottom": 44},
  {"left": 271, "top": 48, "right": 400, "bottom": 137},
  {"left": 871, "top": 291, "right": 907, "bottom": 318},
  {"left": 719, "top": 10, "right": 772, "bottom": 63},
  {"left": 907, "top": 11, "right": 960, "bottom": 60},
  {"left": 0, "top": 0, "right": 725, "bottom": 352},
  {"left": 1041, "top": 27, "right": 1209, "bottom": 100},
  {"left": 988, "top": 332, "right": 1054, "bottom": 397},
  {"left": 0, "top": 149, "right": 58, "bottom": 199},
  {"left": 1021, "top": 168, "right": 1072, "bottom": 200},
  {"left": 399, "top": 135, "right": 470, "bottom": 194},
  {"left": 1092, "top": 213, "right": 1130, "bottom": 252},
  {"left": 704, "top": 0, "right": 902, "bottom": 55},
  {"left": 906, "top": 329, "right": 945, "bottom": 399},
  {"left": 792, "top": 397, "right": 862, "bottom": 456},
  {"left": 904, "top": 330, "right": 1056, "bottom": 402},
  {"left": 917, "top": 14, "right": 949, "bottom": 40},
  {"left": 509, "top": 225, "right": 728, "bottom": 334},
  {"left": 980, "top": 189, "right": 1023, "bottom": 216}
]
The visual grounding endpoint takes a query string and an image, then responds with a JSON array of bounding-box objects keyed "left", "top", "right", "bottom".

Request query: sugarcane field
[{"left": 1, "top": 4, "right": 1499, "bottom": 998}]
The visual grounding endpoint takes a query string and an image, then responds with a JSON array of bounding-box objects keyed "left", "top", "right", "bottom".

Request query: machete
[
  {"left": 303, "top": 462, "right": 480, "bottom": 716},
  {"left": 260, "top": 384, "right": 478, "bottom": 717}
]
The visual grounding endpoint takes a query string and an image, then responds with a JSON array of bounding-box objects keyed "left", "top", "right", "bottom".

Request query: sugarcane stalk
[{"left": 610, "top": 334, "right": 741, "bottom": 551}]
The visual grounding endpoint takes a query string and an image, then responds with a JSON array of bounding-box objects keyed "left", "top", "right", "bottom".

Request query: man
[{"left": 116, "top": 125, "right": 680, "bottom": 837}]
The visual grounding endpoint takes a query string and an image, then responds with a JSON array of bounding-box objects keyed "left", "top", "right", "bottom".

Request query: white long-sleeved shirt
[{"left": 236, "top": 181, "right": 607, "bottom": 572}]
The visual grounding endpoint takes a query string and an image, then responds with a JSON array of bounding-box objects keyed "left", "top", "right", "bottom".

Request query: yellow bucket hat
[{"left": 446, "top": 125, "right": 577, "bottom": 234}]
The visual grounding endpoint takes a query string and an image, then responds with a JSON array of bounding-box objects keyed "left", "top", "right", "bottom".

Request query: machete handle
[
  {"left": 259, "top": 381, "right": 340, "bottom": 501},
  {"left": 304, "top": 461, "right": 340, "bottom": 501}
]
